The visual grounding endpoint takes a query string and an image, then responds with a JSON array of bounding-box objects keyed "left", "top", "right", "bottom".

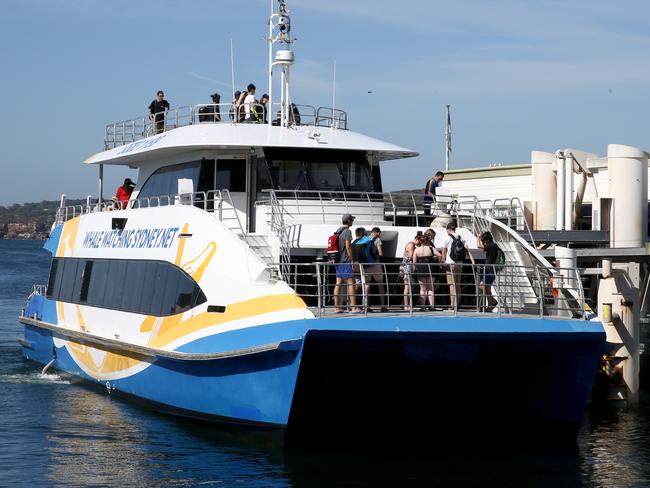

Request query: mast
[
  {"left": 445, "top": 105, "right": 452, "bottom": 171},
  {"left": 268, "top": 0, "right": 294, "bottom": 127}
]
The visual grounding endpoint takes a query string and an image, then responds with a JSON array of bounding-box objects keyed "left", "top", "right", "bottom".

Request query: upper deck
[
  {"left": 104, "top": 103, "right": 348, "bottom": 151},
  {"left": 90, "top": 103, "right": 418, "bottom": 166}
]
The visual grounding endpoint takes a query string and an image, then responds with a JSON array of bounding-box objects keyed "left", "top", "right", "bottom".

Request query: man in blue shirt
[
  {"left": 352, "top": 227, "right": 373, "bottom": 264},
  {"left": 352, "top": 227, "right": 377, "bottom": 311},
  {"left": 424, "top": 170, "right": 444, "bottom": 215}
]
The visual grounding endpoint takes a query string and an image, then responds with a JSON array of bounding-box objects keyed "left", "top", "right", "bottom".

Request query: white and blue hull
[{"left": 22, "top": 291, "right": 605, "bottom": 446}]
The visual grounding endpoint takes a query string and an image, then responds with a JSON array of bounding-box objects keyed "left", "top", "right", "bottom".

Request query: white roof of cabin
[{"left": 85, "top": 124, "right": 418, "bottom": 166}]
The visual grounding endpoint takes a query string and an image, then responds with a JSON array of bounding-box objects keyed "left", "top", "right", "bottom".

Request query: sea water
[{"left": 1, "top": 240, "right": 649, "bottom": 487}]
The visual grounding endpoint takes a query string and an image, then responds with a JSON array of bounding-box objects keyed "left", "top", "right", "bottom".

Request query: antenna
[
  {"left": 445, "top": 104, "right": 452, "bottom": 171},
  {"left": 332, "top": 60, "right": 336, "bottom": 126},
  {"left": 230, "top": 39, "right": 235, "bottom": 101},
  {"left": 268, "top": 0, "right": 295, "bottom": 127}
]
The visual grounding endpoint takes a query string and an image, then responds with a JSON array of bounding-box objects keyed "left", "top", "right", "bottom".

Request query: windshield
[{"left": 258, "top": 148, "right": 379, "bottom": 195}]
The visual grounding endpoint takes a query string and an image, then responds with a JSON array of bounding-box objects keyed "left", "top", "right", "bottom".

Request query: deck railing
[
  {"left": 278, "top": 261, "right": 585, "bottom": 320},
  {"left": 259, "top": 189, "right": 532, "bottom": 236},
  {"left": 55, "top": 189, "right": 532, "bottom": 242},
  {"left": 26, "top": 259, "right": 584, "bottom": 322},
  {"left": 55, "top": 190, "right": 245, "bottom": 236},
  {"left": 104, "top": 103, "right": 348, "bottom": 150}
]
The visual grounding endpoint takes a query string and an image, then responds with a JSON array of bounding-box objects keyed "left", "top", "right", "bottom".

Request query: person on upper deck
[
  {"left": 290, "top": 103, "right": 301, "bottom": 126},
  {"left": 239, "top": 83, "right": 257, "bottom": 122},
  {"left": 115, "top": 178, "right": 136, "bottom": 209},
  {"left": 199, "top": 93, "right": 221, "bottom": 122},
  {"left": 229, "top": 91, "right": 241, "bottom": 121},
  {"left": 148, "top": 90, "right": 170, "bottom": 134},
  {"left": 259, "top": 94, "right": 269, "bottom": 123},
  {"left": 424, "top": 171, "right": 444, "bottom": 215}
]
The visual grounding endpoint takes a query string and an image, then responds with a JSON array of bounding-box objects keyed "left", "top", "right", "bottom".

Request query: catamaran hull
[{"left": 20, "top": 315, "right": 605, "bottom": 447}]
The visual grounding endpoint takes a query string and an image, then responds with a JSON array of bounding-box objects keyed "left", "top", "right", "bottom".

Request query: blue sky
[{"left": 1, "top": 0, "right": 649, "bottom": 205}]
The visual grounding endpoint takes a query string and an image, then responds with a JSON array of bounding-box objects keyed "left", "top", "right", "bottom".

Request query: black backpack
[
  {"left": 198, "top": 105, "right": 212, "bottom": 122},
  {"left": 449, "top": 235, "right": 467, "bottom": 262},
  {"left": 495, "top": 245, "right": 506, "bottom": 266}
]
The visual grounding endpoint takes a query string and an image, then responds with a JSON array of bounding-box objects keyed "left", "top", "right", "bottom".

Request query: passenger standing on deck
[
  {"left": 115, "top": 178, "right": 135, "bottom": 209},
  {"left": 259, "top": 93, "right": 269, "bottom": 123},
  {"left": 478, "top": 231, "right": 502, "bottom": 310},
  {"left": 229, "top": 91, "right": 241, "bottom": 121},
  {"left": 198, "top": 93, "right": 221, "bottom": 122},
  {"left": 148, "top": 90, "right": 170, "bottom": 134},
  {"left": 241, "top": 83, "right": 257, "bottom": 122},
  {"left": 413, "top": 231, "right": 440, "bottom": 310},
  {"left": 424, "top": 228, "right": 441, "bottom": 294},
  {"left": 401, "top": 231, "right": 421, "bottom": 311},
  {"left": 352, "top": 227, "right": 371, "bottom": 311},
  {"left": 333, "top": 214, "right": 360, "bottom": 313},
  {"left": 441, "top": 222, "right": 475, "bottom": 308},
  {"left": 423, "top": 171, "right": 444, "bottom": 215},
  {"left": 365, "top": 227, "right": 387, "bottom": 312}
]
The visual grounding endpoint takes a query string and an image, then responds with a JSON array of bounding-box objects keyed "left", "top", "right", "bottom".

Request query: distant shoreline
[
  {"left": 0, "top": 198, "right": 86, "bottom": 241},
  {"left": 1, "top": 236, "right": 47, "bottom": 241}
]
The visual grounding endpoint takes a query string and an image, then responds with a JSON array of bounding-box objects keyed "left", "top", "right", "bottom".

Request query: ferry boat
[{"left": 19, "top": 1, "right": 605, "bottom": 447}]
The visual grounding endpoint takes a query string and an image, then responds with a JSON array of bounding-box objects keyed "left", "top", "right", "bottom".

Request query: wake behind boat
[{"left": 19, "top": 1, "right": 605, "bottom": 447}]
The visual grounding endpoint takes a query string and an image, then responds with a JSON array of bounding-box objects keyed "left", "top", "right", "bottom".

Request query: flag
[{"left": 445, "top": 105, "right": 452, "bottom": 155}]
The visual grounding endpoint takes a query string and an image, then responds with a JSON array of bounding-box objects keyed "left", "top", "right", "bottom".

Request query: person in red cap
[{"left": 115, "top": 178, "right": 136, "bottom": 209}]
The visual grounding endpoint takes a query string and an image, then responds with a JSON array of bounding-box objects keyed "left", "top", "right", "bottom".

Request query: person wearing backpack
[
  {"left": 364, "top": 227, "right": 387, "bottom": 312},
  {"left": 351, "top": 227, "right": 371, "bottom": 309},
  {"left": 440, "top": 222, "right": 475, "bottom": 308},
  {"left": 332, "top": 214, "right": 360, "bottom": 313},
  {"left": 478, "top": 231, "right": 504, "bottom": 311}
]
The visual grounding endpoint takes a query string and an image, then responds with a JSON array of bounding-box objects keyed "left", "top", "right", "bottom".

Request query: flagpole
[{"left": 445, "top": 105, "right": 451, "bottom": 171}]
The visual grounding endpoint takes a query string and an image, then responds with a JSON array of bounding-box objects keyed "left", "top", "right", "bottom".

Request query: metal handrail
[
  {"left": 55, "top": 190, "right": 245, "bottom": 234},
  {"left": 271, "top": 261, "right": 586, "bottom": 320},
  {"left": 104, "top": 103, "right": 349, "bottom": 150},
  {"left": 488, "top": 197, "right": 535, "bottom": 245},
  {"left": 259, "top": 190, "right": 528, "bottom": 229},
  {"left": 316, "top": 107, "right": 348, "bottom": 129},
  {"left": 55, "top": 189, "right": 535, "bottom": 249}
]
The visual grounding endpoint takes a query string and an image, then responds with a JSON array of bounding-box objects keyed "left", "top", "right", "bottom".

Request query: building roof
[{"left": 443, "top": 164, "right": 531, "bottom": 181}]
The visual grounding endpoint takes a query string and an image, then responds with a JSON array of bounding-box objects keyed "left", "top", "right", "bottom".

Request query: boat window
[
  {"left": 340, "top": 160, "right": 372, "bottom": 191},
  {"left": 259, "top": 148, "right": 378, "bottom": 193},
  {"left": 196, "top": 159, "right": 246, "bottom": 195},
  {"left": 121, "top": 261, "right": 146, "bottom": 312},
  {"left": 46, "top": 257, "right": 206, "bottom": 317},
  {"left": 270, "top": 160, "right": 308, "bottom": 190},
  {"left": 47, "top": 259, "right": 60, "bottom": 297},
  {"left": 86, "top": 259, "right": 109, "bottom": 306},
  {"left": 147, "top": 262, "right": 169, "bottom": 316},
  {"left": 158, "top": 264, "right": 180, "bottom": 316},
  {"left": 256, "top": 158, "right": 274, "bottom": 195},
  {"left": 106, "top": 260, "right": 127, "bottom": 310},
  {"left": 306, "top": 162, "right": 344, "bottom": 190},
  {"left": 58, "top": 259, "right": 79, "bottom": 302},
  {"left": 198, "top": 159, "right": 216, "bottom": 194},
  {"left": 138, "top": 162, "right": 201, "bottom": 200},
  {"left": 79, "top": 260, "right": 93, "bottom": 303},
  {"left": 216, "top": 160, "right": 246, "bottom": 192}
]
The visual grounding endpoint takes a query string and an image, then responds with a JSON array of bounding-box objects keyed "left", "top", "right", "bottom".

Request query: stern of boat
[{"left": 283, "top": 319, "right": 606, "bottom": 448}]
